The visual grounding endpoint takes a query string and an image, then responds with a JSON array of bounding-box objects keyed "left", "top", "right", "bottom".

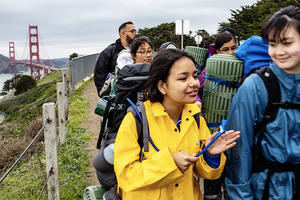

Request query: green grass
[
  {"left": 0, "top": 77, "right": 92, "bottom": 199},
  {"left": 0, "top": 71, "right": 62, "bottom": 124}
]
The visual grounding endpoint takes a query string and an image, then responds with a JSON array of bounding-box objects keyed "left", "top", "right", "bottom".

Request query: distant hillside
[
  {"left": 41, "top": 58, "right": 69, "bottom": 68},
  {"left": 0, "top": 54, "right": 9, "bottom": 73},
  {"left": 0, "top": 54, "right": 69, "bottom": 73}
]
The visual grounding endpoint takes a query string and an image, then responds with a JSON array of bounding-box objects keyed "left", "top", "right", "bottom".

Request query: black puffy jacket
[{"left": 94, "top": 39, "right": 125, "bottom": 96}]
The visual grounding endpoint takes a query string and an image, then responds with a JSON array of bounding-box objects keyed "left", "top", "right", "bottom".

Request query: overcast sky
[{"left": 0, "top": 0, "right": 258, "bottom": 59}]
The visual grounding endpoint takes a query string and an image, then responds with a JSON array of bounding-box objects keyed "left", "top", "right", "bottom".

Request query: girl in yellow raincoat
[{"left": 114, "top": 49, "right": 240, "bottom": 200}]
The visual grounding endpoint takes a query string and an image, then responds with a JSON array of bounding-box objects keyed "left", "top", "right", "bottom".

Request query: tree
[
  {"left": 138, "top": 22, "right": 196, "bottom": 50},
  {"left": 196, "top": 29, "right": 215, "bottom": 49},
  {"left": 2, "top": 80, "right": 11, "bottom": 92},
  {"left": 69, "top": 53, "right": 78, "bottom": 60},
  {"left": 14, "top": 75, "right": 36, "bottom": 95},
  {"left": 218, "top": 0, "right": 299, "bottom": 41},
  {"left": 2, "top": 74, "right": 22, "bottom": 92}
]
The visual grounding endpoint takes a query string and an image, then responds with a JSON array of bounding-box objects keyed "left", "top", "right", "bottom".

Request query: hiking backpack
[
  {"left": 96, "top": 62, "right": 201, "bottom": 151},
  {"left": 96, "top": 63, "right": 150, "bottom": 150},
  {"left": 251, "top": 67, "right": 300, "bottom": 200}
]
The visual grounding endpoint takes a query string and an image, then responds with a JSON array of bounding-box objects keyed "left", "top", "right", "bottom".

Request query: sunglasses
[{"left": 127, "top": 29, "right": 137, "bottom": 34}]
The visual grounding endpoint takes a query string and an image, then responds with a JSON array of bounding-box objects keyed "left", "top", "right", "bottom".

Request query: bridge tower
[
  {"left": 29, "top": 25, "right": 40, "bottom": 77},
  {"left": 8, "top": 41, "right": 17, "bottom": 74}
]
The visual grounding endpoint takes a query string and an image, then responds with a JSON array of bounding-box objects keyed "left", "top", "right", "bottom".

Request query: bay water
[{"left": 0, "top": 73, "right": 14, "bottom": 95}]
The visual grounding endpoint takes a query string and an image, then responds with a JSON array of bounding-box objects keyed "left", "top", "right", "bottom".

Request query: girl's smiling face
[
  {"left": 158, "top": 57, "right": 200, "bottom": 107},
  {"left": 268, "top": 26, "right": 300, "bottom": 74}
]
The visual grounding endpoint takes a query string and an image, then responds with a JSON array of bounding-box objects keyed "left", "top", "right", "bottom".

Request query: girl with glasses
[{"left": 215, "top": 32, "right": 237, "bottom": 56}]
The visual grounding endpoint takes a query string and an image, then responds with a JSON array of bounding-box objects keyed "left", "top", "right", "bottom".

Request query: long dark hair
[
  {"left": 215, "top": 32, "right": 235, "bottom": 51},
  {"left": 261, "top": 6, "right": 300, "bottom": 41},
  {"left": 144, "top": 49, "right": 196, "bottom": 103}
]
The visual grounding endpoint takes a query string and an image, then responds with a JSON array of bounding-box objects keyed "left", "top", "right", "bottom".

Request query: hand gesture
[
  {"left": 206, "top": 130, "right": 240, "bottom": 155},
  {"left": 172, "top": 151, "right": 199, "bottom": 173}
]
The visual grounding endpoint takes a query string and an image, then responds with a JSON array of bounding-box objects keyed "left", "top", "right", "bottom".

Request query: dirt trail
[{"left": 81, "top": 80, "right": 101, "bottom": 186}]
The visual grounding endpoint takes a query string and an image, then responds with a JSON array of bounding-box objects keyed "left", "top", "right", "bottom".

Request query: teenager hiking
[
  {"left": 202, "top": 31, "right": 238, "bottom": 200},
  {"left": 114, "top": 49, "right": 240, "bottom": 200},
  {"left": 93, "top": 36, "right": 153, "bottom": 199},
  {"left": 225, "top": 6, "right": 300, "bottom": 200}
]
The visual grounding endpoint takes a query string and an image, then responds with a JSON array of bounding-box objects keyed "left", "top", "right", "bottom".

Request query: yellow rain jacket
[{"left": 114, "top": 100, "right": 226, "bottom": 200}]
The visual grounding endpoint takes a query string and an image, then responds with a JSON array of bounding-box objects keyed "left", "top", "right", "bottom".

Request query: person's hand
[
  {"left": 205, "top": 130, "right": 240, "bottom": 155},
  {"left": 172, "top": 151, "right": 199, "bottom": 173}
]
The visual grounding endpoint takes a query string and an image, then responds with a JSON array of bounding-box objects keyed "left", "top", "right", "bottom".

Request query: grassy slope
[
  {"left": 0, "top": 74, "right": 92, "bottom": 199},
  {"left": 0, "top": 71, "right": 61, "bottom": 123}
]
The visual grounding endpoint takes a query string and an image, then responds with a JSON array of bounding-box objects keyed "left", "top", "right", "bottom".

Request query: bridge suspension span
[{"left": 8, "top": 25, "right": 58, "bottom": 78}]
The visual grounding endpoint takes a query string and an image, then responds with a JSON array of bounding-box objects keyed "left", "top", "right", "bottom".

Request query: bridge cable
[
  {"left": 20, "top": 29, "right": 29, "bottom": 61},
  {"left": 0, "top": 119, "right": 49, "bottom": 184},
  {"left": 39, "top": 32, "right": 54, "bottom": 67}
]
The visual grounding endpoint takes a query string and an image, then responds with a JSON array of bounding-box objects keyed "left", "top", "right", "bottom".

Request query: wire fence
[
  {"left": 0, "top": 69, "right": 69, "bottom": 200},
  {"left": 0, "top": 119, "right": 48, "bottom": 183},
  {"left": 38, "top": 167, "right": 54, "bottom": 200}
]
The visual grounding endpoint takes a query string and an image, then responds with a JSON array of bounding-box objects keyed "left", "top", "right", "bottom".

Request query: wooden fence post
[
  {"left": 43, "top": 103, "right": 60, "bottom": 200},
  {"left": 62, "top": 69, "right": 69, "bottom": 119},
  {"left": 56, "top": 83, "right": 66, "bottom": 144}
]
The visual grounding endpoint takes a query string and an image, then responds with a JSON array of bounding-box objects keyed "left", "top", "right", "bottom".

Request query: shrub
[{"left": 14, "top": 75, "right": 36, "bottom": 95}]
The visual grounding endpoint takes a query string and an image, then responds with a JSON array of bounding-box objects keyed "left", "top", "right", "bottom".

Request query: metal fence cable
[
  {"left": 55, "top": 97, "right": 59, "bottom": 107},
  {"left": 0, "top": 119, "right": 50, "bottom": 184},
  {"left": 37, "top": 167, "right": 53, "bottom": 200}
]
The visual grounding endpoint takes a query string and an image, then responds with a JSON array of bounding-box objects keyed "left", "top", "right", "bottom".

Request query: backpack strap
[
  {"left": 193, "top": 112, "right": 200, "bottom": 129},
  {"left": 254, "top": 67, "right": 281, "bottom": 143},
  {"left": 127, "top": 107, "right": 144, "bottom": 148},
  {"left": 127, "top": 102, "right": 149, "bottom": 161},
  {"left": 126, "top": 92, "right": 150, "bottom": 157},
  {"left": 96, "top": 95, "right": 115, "bottom": 149},
  {"left": 253, "top": 67, "right": 281, "bottom": 199},
  {"left": 135, "top": 92, "right": 149, "bottom": 152},
  {"left": 205, "top": 76, "right": 241, "bottom": 90},
  {"left": 274, "top": 100, "right": 300, "bottom": 109},
  {"left": 137, "top": 101, "right": 150, "bottom": 152}
]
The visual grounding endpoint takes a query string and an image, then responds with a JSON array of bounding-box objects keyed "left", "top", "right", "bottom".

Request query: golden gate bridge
[{"left": 8, "top": 25, "right": 59, "bottom": 78}]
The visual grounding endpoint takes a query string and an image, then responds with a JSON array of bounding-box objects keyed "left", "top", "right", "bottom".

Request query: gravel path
[{"left": 81, "top": 80, "right": 101, "bottom": 186}]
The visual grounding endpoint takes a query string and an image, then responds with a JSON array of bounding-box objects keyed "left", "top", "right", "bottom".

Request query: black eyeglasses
[
  {"left": 220, "top": 46, "right": 237, "bottom": 53},
  {"left": 136, "top": 50, "right": 153, "bottom": 56}
]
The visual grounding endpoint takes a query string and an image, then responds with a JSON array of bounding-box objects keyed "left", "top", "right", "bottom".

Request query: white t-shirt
[{"left": 117, "top": 48, "right": 134, "bottom": 70}]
